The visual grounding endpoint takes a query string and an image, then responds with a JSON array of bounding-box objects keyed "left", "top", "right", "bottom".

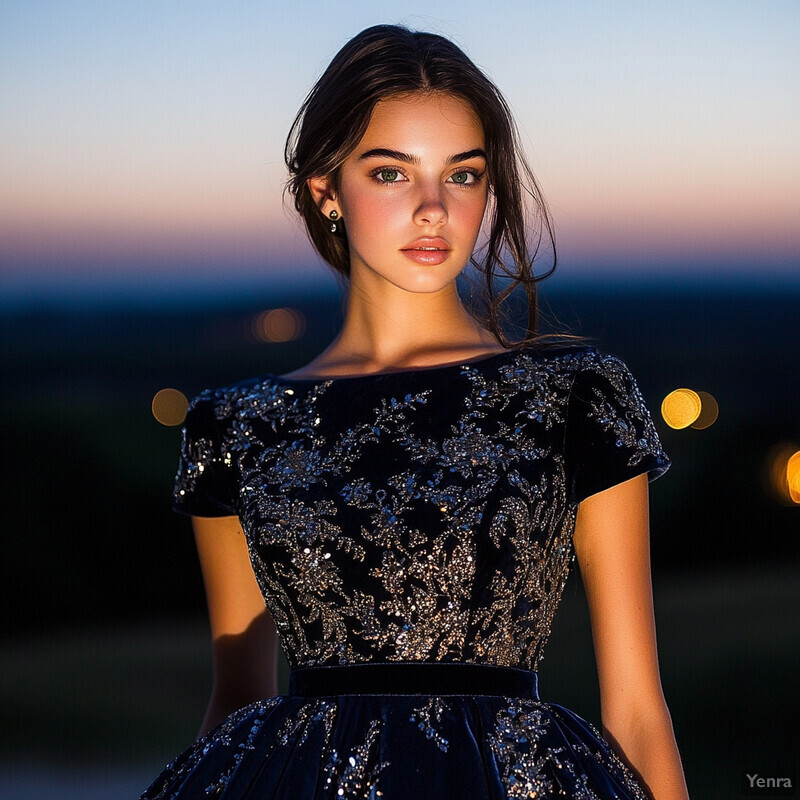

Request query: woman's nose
[{"left": 413, "top": 184, "right": 448, "bottom": 227}]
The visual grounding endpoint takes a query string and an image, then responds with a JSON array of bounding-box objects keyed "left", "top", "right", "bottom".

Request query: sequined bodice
[{"left": 174, "top": 345, "right": 669, "bottom": 671}]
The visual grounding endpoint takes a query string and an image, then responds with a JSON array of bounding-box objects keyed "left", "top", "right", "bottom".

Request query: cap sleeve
[
  {"left": 565, "top": 350, "right": 671, "bottom": 505},
  {"left": 172, "top": 392, "right": 238, "bottom": 517}
]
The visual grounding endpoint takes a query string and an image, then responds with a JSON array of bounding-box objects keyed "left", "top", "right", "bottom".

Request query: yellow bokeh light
[
  {"left": 787, "top": 451, "right": 800, "bottom": 504},
  {"left": 661, "top": 388, "right": 702, "bottom": 429},
  {"left": 691, "top": 390, "right": 719, "bottom": 430},
  {"left": 661, "top": 387, "right": 718, "bottom": 430},
  {"left": 764, "top": 443, "right": 800, "bottom": 506},
  {"left": 152, "top": 388, "right": 189, "bottom": 427},
  {"left": 251, "top": 307, "right": 306, "bottom": 343}
]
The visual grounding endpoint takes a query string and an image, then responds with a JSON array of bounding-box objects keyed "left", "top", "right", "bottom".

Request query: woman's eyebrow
[
  {"left": 357, "top": 147, "right": 487, "bottom": 164},
  {"left": 449, "top": 148, "right": 487, "bottom": 163},
  {"left": 358, "top": 148, "right": 419, "bottom": 164}
]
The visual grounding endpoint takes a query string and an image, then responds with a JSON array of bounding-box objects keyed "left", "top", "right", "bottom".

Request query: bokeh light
[
  {"left": 764, "top": 442, "right": 800, "bottom": 506},
  {"left": 661, "top": 388, "right": 718, "bottom": 430},
  {"left": 691, "top": 390, "right": 719, "bottom": 430},
  {"left": 787, "top": 451, "right": 800, "bottom": 505},
  {"left": 661, "top": 388, "right": 702, "bottom": 429},
  {"left": 152, "top": 388, "right": 189, "bottom": 426},
  {"left": 250, "top": 308, "right": 306, "bottom": 343}
]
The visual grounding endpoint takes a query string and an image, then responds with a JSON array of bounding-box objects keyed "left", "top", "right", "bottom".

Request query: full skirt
[{"left": 140, "top": 693, "right": 649, "bottom": 799}]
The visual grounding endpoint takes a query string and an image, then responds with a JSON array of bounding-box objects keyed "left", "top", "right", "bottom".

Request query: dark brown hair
[{"left": 285, "top": 24, "right": 567, "bottom": 346}]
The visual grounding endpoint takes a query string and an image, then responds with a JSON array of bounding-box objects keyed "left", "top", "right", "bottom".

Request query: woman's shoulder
[
  {"left": 517, "top": 340, "right": 635, "bottom": 372},
  {"left": 506, "top": 342, "right": 649, "bottom": 399},
  {"left": 511, "top": 340, "right": 599, "bottom": 369},
  {"left": 184, "top": 373, "right": 290, "bottom": 423}
]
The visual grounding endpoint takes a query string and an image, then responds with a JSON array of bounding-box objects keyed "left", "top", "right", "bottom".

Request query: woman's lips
[{"left": 401, "top": 238, "right": 451, "bottom": 265}]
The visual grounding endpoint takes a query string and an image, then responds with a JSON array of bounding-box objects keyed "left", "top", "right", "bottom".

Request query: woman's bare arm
[
  {"left": 192, "top": 514, "right": 279, "bottom": 736},
  {"left": 574, "top": 473, "right": 690, "bottom": 800}
]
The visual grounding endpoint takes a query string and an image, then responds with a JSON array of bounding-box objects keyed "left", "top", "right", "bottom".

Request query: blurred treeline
[{"left": 2, "top": 282, "right": 797, "bottom": 637}]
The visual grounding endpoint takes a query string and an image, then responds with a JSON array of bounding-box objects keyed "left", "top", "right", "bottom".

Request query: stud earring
[{"left": 329, "top": 209, "right": 339, "bottom": 233}]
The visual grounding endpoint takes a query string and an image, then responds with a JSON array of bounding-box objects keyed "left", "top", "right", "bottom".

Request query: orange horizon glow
[{"left": 2, "top": 3, "right": 798, "bottom": 285}]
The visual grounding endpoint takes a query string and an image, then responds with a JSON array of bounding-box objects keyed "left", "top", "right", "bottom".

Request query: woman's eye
[
  {"left": 378, "top": 169, "right": 401, "bottom": 183},
  {"left": 449, "top": 171, "right": 476, "bottom": 185}
]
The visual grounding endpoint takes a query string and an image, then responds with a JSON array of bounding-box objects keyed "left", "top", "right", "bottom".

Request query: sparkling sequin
[
  {"left": 409, "top": 697, "right": 451, "bottom": 752},
  {"left": 488, "top": 703, "right": 556, "bottom": 798},
  {"left": 323, "top": 719, "right": 390, "bottom": 799}
]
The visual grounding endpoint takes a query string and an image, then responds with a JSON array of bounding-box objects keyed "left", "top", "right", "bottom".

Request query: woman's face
[{"left": 326, "top": 93, "right": 489, "bottom": 294}]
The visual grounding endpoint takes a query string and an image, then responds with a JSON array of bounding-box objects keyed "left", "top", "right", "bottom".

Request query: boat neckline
[{"left": 270, "top": 347, "right": 523, "bottom": 384}]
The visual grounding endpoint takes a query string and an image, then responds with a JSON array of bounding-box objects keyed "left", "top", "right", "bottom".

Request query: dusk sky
[{"left": 2, "top": 1, "right": 798, "bottom": 305}]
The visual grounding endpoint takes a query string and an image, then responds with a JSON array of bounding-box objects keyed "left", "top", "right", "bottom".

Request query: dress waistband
[{"left": 288, "top": 662, "right": 539, "bottom": 699}]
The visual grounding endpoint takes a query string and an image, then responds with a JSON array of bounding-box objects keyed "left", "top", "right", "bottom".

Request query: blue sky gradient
[{"left": 2, "top": 1, "right": 798, "bottom": 306}]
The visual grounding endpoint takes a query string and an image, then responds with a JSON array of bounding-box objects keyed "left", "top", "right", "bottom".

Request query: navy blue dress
[{"left": 140, "top": 344, "right": 671, "bottom": 799}]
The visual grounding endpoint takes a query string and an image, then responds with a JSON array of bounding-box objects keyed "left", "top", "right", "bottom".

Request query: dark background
[{"left": 2, "top": 280, "right": 798, "bottom": 798}]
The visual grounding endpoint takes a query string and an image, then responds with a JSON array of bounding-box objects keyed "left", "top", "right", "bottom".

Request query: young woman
[{"left": 141, "top": 25, "right": 690, "bottom": 800}]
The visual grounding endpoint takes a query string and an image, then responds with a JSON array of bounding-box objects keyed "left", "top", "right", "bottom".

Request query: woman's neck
[{"left": 300, "top": 277, "right": 502, "bottom": 377}]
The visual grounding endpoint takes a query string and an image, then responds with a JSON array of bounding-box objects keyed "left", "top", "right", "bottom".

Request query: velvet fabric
[{"left": 287, "top": 662, "right": 540, "bottom": 699}]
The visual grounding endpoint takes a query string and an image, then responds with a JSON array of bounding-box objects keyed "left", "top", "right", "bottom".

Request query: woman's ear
[{"left": 307, "top": 176, "right": 338, "bottom": 217}]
